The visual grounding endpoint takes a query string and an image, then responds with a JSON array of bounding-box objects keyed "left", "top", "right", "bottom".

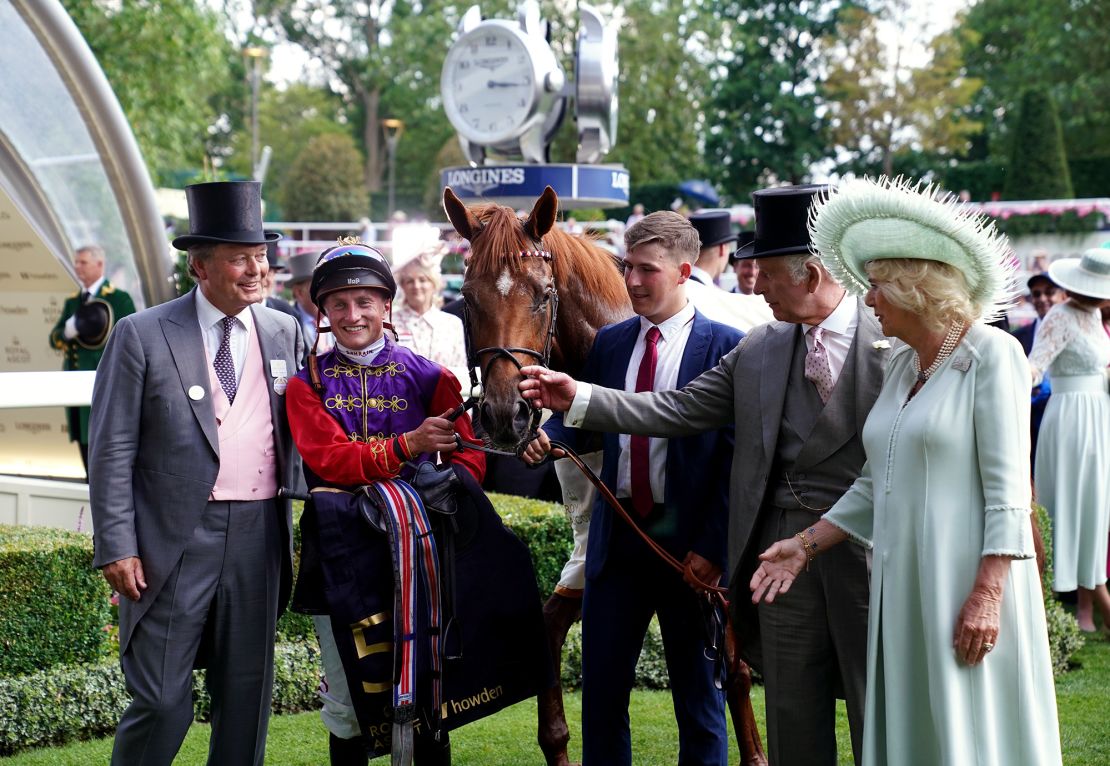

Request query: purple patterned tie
[
  {"left": 214, "top": 316, "right": 237, "bottom": 404},
  {"left": 804, "top": 326, "right": 834, "bottom": 404}
]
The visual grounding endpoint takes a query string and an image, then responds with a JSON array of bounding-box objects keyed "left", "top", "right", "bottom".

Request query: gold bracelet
[{"left": 795, "top": 529, "right": 819, "bottom": 571}]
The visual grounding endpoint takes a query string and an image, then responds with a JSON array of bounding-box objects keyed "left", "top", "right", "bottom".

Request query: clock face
[{"left": 443, "top": 24, "right": 538, "bottom": 145}]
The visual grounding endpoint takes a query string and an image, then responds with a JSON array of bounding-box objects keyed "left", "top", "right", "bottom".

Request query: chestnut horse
[
  {"left": 443, "top": 186, "right": 630, "bottom": 449},
  {"left": 442, "top": 186, "right": 766, "bottom": 766}
]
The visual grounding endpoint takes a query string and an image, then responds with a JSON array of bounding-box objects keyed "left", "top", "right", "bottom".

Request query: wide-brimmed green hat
[{"left": 810, "top": 176, "right": 1020, "bottom": 323}]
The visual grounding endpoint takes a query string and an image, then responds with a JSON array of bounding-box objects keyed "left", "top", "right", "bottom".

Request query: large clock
[{"left": 441, "top": 8, "right": 566, "bottom": 163}]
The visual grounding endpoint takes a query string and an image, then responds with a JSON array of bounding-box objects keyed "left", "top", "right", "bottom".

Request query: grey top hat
[
  {"left": 288, "top": 252, "right": 316, "bottom": 285},
  {"left": 171, "top": 181, "right": 280, "bottom": 250}
]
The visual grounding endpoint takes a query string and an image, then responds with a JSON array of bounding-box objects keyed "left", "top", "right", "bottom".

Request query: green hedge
[
  {"left": 1034, "top": 505, "right": 1085, "bottom": 676},
  {"left": 490, "top": 492, "right": 574, "bottom": 599},
  {"left": 0, "top": 641, "right": 321, "bottom": 756},
  {"left": 0, "top": 525, "right": 112, "bottom": 677}
]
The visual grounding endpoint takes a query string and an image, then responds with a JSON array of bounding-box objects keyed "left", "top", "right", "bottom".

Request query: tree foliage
[
  {"left": 1002, "top": 89, "right": 1073, "bottom": 201},
  {"left": 61, "top": 0, "right": 237, "bottom": 182},
  {"left": 823, "top": 4, "right": 982, "bottom": 177},
  {"left": 961, "top": 0, "right": 1110, "bottom": 162},
  {"left": 279, "top": 133, "right": 370, "bottom": 220},
  {"left": 601, "top": 0, "right": 711, "bottom": 187},
  {"left": 705, "top": 0, "right": 838, "bottom": 200}
]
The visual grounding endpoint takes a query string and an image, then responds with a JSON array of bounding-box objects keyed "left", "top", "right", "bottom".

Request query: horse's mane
[{"left": 465, "top": 203, "right": 628, "bottom": 309}]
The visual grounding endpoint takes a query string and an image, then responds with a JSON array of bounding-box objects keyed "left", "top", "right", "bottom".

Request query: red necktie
[{"left": 630, "top": 326, "right": 661, "bottom": 517}]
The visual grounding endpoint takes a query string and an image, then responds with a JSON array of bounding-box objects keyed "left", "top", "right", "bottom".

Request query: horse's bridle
[{"left": 460, "top": 248, "right": 559, "bottom": 455}]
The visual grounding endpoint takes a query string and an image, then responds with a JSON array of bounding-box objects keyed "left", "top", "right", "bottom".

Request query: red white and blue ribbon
[{"left": 370, "top": 479, "right": 443, "bottom": 736}]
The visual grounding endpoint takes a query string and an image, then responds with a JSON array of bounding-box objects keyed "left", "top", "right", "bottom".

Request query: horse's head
[{"left": 444, "top": 186, "right": 560, "bottom": 450}]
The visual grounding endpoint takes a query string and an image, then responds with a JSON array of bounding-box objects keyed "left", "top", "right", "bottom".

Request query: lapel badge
[
  {"left": 952, "top": 357, "right": 971, "bottom": 372},
  {"left": 188, "top": 385, "right": 205, "bottom": 401},
  {"left": 273, "top": 376, "right": 288, "bottom": 395},
  {"left": 270, "top": 359, "right": 289, "bottom": 378}
]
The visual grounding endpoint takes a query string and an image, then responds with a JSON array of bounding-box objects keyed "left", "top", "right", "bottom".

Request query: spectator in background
[
  {"left": 261, "top": 234, "right": 298, "bottom": 320},
  {"left": 1030, "top": 248, "right": 1110, "bottom": 634},
  {"left": 392, "top": 249, "right": 467, "bottom": 370},
  {"left": 49, "top": 244, "right": 136, "bottom": 475},
  {"left": 288, "top": 251, "right": 333, "bottom": 357},
  {"left": 625, "top": 203, "right": 645, "bottom": 228},
  {"left": 1014, "top": 272, "right": 1063, "bottom": 355},
  {"left": 688, "top": 209, "right": 737, "bottom": 288},
  {"left": 730, "top": 232, "right": 759, "bottom": 295},
  {"left": 1014, "top": 272, "right": 1064, "bottom": 461}
]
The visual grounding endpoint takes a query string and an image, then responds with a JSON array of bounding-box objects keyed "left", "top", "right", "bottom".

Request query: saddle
[{"left": 310, "top": 462, "right": 552, "bottom": 762}]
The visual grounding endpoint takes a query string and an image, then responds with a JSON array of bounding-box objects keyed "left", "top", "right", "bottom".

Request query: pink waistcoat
[{"left": 205, "top": 323, "right": 278, "bottom": 500}]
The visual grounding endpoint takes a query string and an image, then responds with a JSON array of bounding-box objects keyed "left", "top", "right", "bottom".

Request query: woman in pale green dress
[{"left": 752, "top": 177, "right": 1062, "bottom": 765}]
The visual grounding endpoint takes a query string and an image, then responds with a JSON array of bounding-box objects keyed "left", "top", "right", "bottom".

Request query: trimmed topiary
[
  {"left": 1003, "top": 89, "right": 1074, "bottom": 201},
  {"left": 0, "top": 525, "right": 112, "bottom": 677}
]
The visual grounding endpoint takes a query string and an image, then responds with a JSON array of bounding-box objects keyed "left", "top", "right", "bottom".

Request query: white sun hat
[{"left": 1047, "top": 248, "right": 1110, "bottom": 301}]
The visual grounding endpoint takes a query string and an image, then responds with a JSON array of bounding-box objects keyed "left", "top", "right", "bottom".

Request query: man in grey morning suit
[
  {"left": 89, "top": 182, "right": 303, "bottom": 766},
  {"left": 520, "top": 185, "right": 889, "bottom": 766}
]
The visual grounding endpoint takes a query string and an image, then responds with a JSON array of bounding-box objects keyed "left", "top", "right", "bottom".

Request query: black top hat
[
  {"left": 288, "top": 252, "right": 316, "bottom": 285},
  {"left": 734, "top": 184, "right": 828, "bottom": 260},
  {"left": 74, "top": 299, "right": 113, "bottom": 350},
  {"left": 689, "top": 209, "right": 737, "bottom": 249},
  {"left": 171, "top": 182, "right": 281, "bottom": 250},
  {"left": 729, "top": 231, "right": 756, "bottom": 264}
]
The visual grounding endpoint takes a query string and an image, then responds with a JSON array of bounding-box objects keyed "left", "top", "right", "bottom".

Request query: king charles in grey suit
[
  {"left": 89, "top": 182, "right": 303, "bottom": 766},
  {"left": 521, "top": 185, "right": 890, "bottom": 766}
]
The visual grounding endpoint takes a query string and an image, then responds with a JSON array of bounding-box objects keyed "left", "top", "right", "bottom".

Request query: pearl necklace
[{"left": 914, "top": 323, "right": 965, "bottom": 383}]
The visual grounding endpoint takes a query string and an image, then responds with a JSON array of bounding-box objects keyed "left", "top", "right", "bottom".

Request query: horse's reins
[{"left": 454, "top": 246, "right": 727, "bottom": 598}]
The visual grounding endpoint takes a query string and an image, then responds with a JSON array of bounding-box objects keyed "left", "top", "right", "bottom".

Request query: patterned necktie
[
  {"left": 214, "top": 316, "right": 238, "bottom": 405},
  {"left": 805, "top": 326, "right": 834, "bottom": 404},
  {"left": 630, "top": 326, "right": 662, "bottom": 517}
]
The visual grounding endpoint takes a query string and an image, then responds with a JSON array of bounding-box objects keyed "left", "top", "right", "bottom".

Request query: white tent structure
[{"left": 0, "top": 0, "right": 170, "bottom": 523}]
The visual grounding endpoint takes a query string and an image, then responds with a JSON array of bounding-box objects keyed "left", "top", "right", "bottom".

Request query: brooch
[{"left": 872, "top": 340, "right": 891, "bottom": 350}]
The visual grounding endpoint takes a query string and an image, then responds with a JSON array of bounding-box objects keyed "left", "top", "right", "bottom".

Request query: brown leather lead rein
[{"left": 545, "top": 440, "right": 730, "bottom": 600}]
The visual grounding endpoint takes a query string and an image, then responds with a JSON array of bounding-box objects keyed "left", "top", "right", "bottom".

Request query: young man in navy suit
[{"left": 524, "top": 212, "right": 743, "bottom": 766}]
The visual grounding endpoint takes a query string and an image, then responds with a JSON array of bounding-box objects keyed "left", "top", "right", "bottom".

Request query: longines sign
[{"left": 440, "top": 163, "right": 630, "bottom": 210}]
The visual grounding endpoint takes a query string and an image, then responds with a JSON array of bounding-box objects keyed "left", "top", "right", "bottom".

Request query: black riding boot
[
  {"left": 415, "top": 731, "right": 451, "bottom": 766},
  {"left": 329, "top": 733, "right": 369, "bottom": 766}
]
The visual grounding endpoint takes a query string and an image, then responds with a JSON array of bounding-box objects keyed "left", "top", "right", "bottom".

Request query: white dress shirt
[
  {"left": 195, "top": 287, "right": 254, "bottom": 385},
  {"left": 616, "top": 303, "right": 696, "bottom": 501},
  {"left": 801, "top": 292, "right": 858, "bottom": 387},
  {"left": 688, "top": 265, "right": 715, "bottom": 287}
]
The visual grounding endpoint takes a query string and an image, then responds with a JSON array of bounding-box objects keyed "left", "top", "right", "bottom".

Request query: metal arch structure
[
  {"left": 0, "top": 0, "right": 170, "bottom": 486},
  {"left": 4, "top": 0, "right": 172, "bottom": 308}
]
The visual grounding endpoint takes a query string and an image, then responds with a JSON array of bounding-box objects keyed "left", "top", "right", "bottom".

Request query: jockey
[{"left": 285, "top": 240, "right": 484, "bottom": 766}]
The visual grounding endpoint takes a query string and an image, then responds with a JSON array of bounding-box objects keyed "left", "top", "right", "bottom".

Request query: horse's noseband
[{"left": 461, "top": 249, "right": 559, "bottom": 453}]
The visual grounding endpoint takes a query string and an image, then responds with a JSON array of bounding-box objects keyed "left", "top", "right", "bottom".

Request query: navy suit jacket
[
  {"left": 543, "top": 310, "right": 743, "bottom": 578},
  {"left": 1012, "top": 321, "right": 1037, "bottom": 356}
]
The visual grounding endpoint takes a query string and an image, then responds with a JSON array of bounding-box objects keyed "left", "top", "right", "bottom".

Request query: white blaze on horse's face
[{"left": 496, "top": 268, "right": 514, "bottom": 297}]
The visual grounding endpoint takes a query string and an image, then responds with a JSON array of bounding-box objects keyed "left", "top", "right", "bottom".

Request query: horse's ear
[
  {"left": 443, "top": 187, "right": 482, "bottom": 240},
  {"left": 524, "top": 186, "right": 559, "bottom": 241}
]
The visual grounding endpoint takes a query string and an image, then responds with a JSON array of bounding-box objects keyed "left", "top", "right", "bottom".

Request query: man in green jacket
[{"left": 49, "top": 245, "right": 136, "bottom": 475}]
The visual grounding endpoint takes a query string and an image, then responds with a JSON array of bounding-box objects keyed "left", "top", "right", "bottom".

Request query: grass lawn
[{"left": 4, "top": 635, "right": 1107, "bottom": 765}]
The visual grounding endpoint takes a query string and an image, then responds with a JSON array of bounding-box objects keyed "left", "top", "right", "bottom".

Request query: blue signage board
[{"left": 440, "top": 163, "right": 630, "bottom": 209}]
